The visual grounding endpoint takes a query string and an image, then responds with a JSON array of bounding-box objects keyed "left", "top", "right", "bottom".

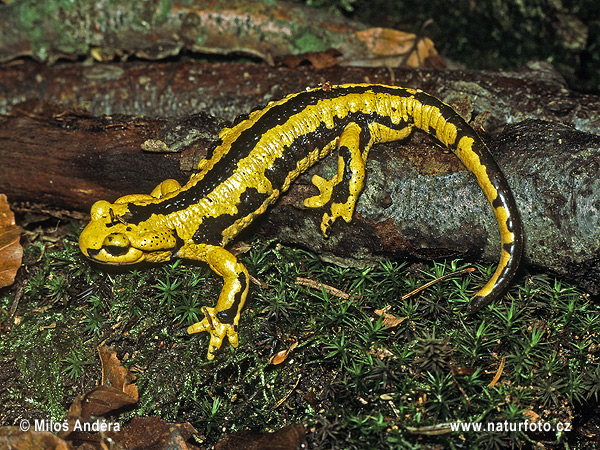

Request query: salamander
[{"left": 79, "top": 83, "right": 523, "bottom": 360}]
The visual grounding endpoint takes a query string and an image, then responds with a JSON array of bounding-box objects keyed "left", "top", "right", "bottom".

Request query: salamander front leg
[
  {"left": 112, "top": 179, "right": 183, "bottom": 204},
  {"left": 181, "top": 244, "right": 249, "bottom": 360},
  {"left": 150, "top": 179, "right": 182, "bottom": 198}
]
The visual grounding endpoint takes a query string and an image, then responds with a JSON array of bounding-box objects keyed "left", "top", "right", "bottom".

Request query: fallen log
[
  {"left": 0, "top": 0, "right": 442, "bottom": 67},
  {"left": 1, "top": 60, "right": 599, "bottom": 135},
  {"left": 1, "top": 104, "right": 599, "bottom": 294}
]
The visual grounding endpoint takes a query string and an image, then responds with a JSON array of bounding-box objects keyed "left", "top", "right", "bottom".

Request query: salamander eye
[
  {"left": 102, "top": 233, "right": 130, "bottom": 256},
  {"left": 90, "top": 200, "right": 112, "bottom": 220}
]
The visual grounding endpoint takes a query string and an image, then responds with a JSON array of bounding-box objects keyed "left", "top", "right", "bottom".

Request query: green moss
[{"left": 2, "top": 226, "right": 599, "bottom": 448}]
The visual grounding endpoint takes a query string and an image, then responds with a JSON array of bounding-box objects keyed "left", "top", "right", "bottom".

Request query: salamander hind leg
[
  {"left": 182, "top": 244, "right": 249, "bottom": 360},
  {"left": 304, "top": 122, "right": 369, "bottom": 237}
]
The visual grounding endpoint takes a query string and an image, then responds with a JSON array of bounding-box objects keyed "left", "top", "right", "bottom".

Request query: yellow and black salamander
[{"left": 79, "top": 83, "right": 523, "bottom": 359}]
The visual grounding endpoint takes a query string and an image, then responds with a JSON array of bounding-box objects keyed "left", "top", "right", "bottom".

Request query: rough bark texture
[
  {"left": 0, "top": 111, "right": 221, "bottom": 212},
  {"left": 2, "top": 60, "right": 599, "bottom": 135},
  {"left": 1, "top": 61, "right": 600, "bottom": 294}
]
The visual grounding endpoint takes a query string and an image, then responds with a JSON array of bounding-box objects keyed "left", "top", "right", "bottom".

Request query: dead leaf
[
  {"left": 277, "top": 49, "right": 341, "bottom": 69},
  {"left": 0, "top": 193, "right": 22, "bottom": 288},
  {"left": 61, "top": 346, "right": 138, "bottom": 438},
  {"left": 109, "top": 417, "right": 196, "bottom": 450},
  {"left": 524, "top": 408, "right": 541, "bottom": 423},
  {"left": 0, "top": 426, "right": 71, "bottom": 449},
  {"left": 230, "top": 241, "right": 252, "bottom": 255},
  {"left": 215, "top": 423, "right": 307, "bottom": 450},
  {"left": 98, "top": 346, "right": 138, "bottom": 400},
  {"left": 269, "top": 342, "right": 298, "bottom": 365},
  {"left": 374, "top": 309, "right": 407, "bottom": 327},
  {"left": 356, "top": 28, "right": 417, "bottom": 56},
  {"left": 70, "top": 416, "right": 197, "bottom": 450},
  {"left": 345, "top": 27, "right": 446, "bottom": 68},
  {"left": 73, "top": 385, "right": 139, "bottom": 419}
]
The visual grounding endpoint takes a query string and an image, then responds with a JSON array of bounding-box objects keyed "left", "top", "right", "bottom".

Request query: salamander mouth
[{"left": 85, "top": 246, "right": 146, "bottom": 264}]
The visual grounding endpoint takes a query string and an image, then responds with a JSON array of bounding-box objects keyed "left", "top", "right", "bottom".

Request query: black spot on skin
[
  {"left": 330, "top": 146, "right": 353, "bottom": 205},
  {"left": 506, "top": 216, "right": 514, "bottom": 233},
  {"left": 492, "top": 195, "right": 503, "bottom": 209},
  {"left": 216, "top": 308, "right": 235, "bottom": 324},
  {"left": 105, "top": 245, "right": 128, "bottom": 256}
]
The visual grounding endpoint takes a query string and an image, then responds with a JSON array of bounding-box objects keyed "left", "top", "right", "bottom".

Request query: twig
[
  {"left": 401, "top": 267, "right": 476, "bottom": 301},
  {"left": 295, "top": 277, "right": 350, "bottom": 299}
]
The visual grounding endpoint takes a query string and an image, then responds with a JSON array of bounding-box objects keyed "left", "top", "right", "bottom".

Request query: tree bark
[{"left": 2, "top": 60, "right": 599, "bottom": 135}]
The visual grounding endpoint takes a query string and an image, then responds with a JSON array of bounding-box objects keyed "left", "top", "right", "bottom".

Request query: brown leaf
[
  {"left": 374, "top": 309, "right": 407, "bottom": 328},
  {"left": 356, "top": 28, "right": 418, "bottom": 57},
  {"left": 0, "top": 193, "right": 22, "bottom": 288},
  {"left": 0, "top": 426, "right": 72, "bottom": 449},
  {"left": 215, "top": 424, "right": 307, "bottom": 450},
  {"left": 277, "top": 49, "right": 341, "bottom": 69},
  {"left": 70, "top": 417, "right": 198, "bottom": 450},
  {"left": 524, "top": 408, "right": 541, "bottom": 423},
  {"left": 62, "top": 347, "right": 138, "bottom": 438},
  {"left": 268, "top": 341, "right": 298, "bottom": 365},
  {"left": 73, "top": 385, "right": 139, "bottom": 419},
  {"left": 98, "top": 346, "right": 138, "bottom": 400},
  {"left": 107, "top": 417, "right": 196, "bottom": 450},
  {"left": 350, "top": 27, "right": 446, "bottom": 68}
]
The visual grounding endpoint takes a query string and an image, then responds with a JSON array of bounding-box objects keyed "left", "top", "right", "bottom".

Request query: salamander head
[{"left": 79, "top": 200, "right": 177, "bottom": 265}]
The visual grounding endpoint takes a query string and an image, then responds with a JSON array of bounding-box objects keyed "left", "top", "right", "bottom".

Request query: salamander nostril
[{"left": 102, "top": 234, "right": 130, "bottom": 256}]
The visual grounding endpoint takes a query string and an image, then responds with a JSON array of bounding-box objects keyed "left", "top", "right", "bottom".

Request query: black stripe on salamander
[
  {"left": 126, "top": 86, "right": 411, "bottom": 224},
  {"left": 330, "top": 125, "right": 372, "bottom": 205},
  {"left": 216, "top": 271, "right": 248, "bottom": 324},
  {"left": 191, "top": 188, "right": 269, "bottom": 245},
  {"left": 178, "top": 86, "right": 396, "bottom": 201},
  {"left": 491, "top": 189, "right": 519, "bottom": 234},
  {"left": 264, "top": 108, "right": 398, "bottom": 191},
  {"left": 416, "top": 93, "right": 523, "bottom": 253},
  {"left": 329, "top": 145, "right": 353, "bottom": 205}
]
